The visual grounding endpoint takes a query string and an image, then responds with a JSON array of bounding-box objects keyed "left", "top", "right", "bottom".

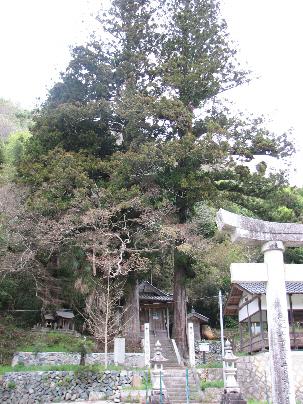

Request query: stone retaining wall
[
  {"left": 237, "top": 351, "right": 303, "bottom": 402},
  {"left": 0, "top": 369, "right": 135, "bottom": 403},
  {"left": 195, "top": 340, "right": 222, "bottom": 364},
  {"left": 12, "top": 352, "right": 144, "bottom": 368},
  {"left": 201, "top": 387, "right": 224, "bottom": 402}
]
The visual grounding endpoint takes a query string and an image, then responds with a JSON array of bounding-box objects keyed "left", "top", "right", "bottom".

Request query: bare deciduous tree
[
  {"left": 79, "top": 276, "right": 126, "bottom": 368},
  {"left": 0, "top": 183, "right": 61, "bottom": 308}
]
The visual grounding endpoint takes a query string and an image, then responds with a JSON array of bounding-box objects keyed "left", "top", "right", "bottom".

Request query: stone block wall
[
  {"left": 201, "top": 387, "right": 224, "bottom": 402},
  {"left": 12, "top": 352, "right": 81, "bottom": 367},
  {"left": 0, "top": 369, "right": 135, "bottom": 403},
  {"left": 12, "top": 352, "right": 144, "bottom": 368},
  {"left": 237, "top": 351, "right": 303, "bottom": 402},
  {"left": 86, "top": 353, "right": 144, "bottom": 367},
  {"left": 195, "top": 340, "right": 222, "bottom": 364}
]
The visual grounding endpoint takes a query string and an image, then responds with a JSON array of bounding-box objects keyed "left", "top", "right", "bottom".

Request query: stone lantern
[
  {"left": 151, "top": 340, "right": 168, "bottom": 368},
  {"left": 150, "top": 340, "right": 168, "bottom": 404},
  {"left": 221, "top": 340, "right": 246, "bottom": 404},
  {"left": 223, "top": 340, "right": 239, "bottom": 392}
]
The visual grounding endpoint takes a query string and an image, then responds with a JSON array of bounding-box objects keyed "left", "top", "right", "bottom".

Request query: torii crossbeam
[{"left": 216, "top": 209, "right": 303, "bottom": 404}]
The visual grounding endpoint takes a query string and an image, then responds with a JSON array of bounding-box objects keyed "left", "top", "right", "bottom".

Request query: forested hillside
[{"left": 1, "top": 0, "right": 303, "bottom": 357}]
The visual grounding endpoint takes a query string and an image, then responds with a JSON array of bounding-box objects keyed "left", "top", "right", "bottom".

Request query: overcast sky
[{"left": 0, "top": 0, "right": 302, "bottom": 185}]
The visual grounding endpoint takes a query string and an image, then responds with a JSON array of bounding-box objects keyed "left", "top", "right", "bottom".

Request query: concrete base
[{"left": 221, "top": 391, "right": 247, "bottom": 403}]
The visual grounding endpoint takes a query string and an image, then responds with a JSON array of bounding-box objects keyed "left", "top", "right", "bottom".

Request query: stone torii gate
[{"left": 216, "top": 208, "right": 303, "bottom": 404}]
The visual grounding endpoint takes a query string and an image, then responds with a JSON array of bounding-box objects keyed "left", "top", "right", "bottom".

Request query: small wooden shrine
[
  {"left": 139, "top": 281, "right": 173, "bottom": 336},
  {"left": 187, "top": 309, "right": 209, "bottom": 340},
  {"left": 43, "top": 309, "right": 75, "bottom": 331}
]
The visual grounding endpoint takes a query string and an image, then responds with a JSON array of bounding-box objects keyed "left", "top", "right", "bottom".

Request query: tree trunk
[
  {"left": 172, "top": 188, "right": 189, "bottom": 358},
  {"left": 104, "top": 275, "right": 110, "bottom": 368},
  {"left": 80, "top": 352, "right": 85, "bottom": 366},
  {"left": 124, "top": 275, "right": 140, "bottom": 344},
  {"left": 172, "top": 263, "right": 188, "bottom": 358}
]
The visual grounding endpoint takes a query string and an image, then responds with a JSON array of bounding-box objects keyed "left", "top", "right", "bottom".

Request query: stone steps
[
  {"left": 150, "top": 335, "right": 180, "bottom": 367},
  {"left": 165, "top": 385, "right": 196, "bottom": 389},
  {"left": 162, "top": 366, "right": 202, "bottom": 404},
  {"left": 149, "top": 335, "right": 202, "bottom": 402}
]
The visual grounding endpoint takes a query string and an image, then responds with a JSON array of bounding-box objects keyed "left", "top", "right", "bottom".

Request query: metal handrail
[
  {"left": 145, "top": 369, "right": 149, "bottom": 404},
  {"left": 186, "top": 367, "right": 190, "bottom": 404}
]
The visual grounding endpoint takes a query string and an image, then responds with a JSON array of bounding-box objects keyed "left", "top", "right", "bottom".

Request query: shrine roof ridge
[{"left": 216, "top": 209, "right": 303, "bottom": 246}]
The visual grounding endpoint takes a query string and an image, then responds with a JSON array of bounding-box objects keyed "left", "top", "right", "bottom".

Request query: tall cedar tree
[{"left": 19, "top": 0, "right": 295, "bottom": 354}]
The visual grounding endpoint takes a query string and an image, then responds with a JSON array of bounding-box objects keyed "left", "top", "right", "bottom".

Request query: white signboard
[{"left": 199, "top": 342, "right": 209, "bottom": 352}]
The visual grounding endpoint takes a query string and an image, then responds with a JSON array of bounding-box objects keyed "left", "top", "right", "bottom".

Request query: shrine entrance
[
  {"left": 151, "top": 307, "right": 165, "bottom": 330},
  {"left": 138, "top": 281, "right": 173, "bottom": 336},
  {"left": 140, "top": 304, "right": 168, "bottom": 331}
]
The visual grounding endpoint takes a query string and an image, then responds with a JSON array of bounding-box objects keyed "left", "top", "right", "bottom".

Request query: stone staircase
[
  {"left": 150, "top": 331, "right": 180, "bottom": 367},
  {"left": 163, "top": 367, "right": 202, "bottom": 404},
  {"left": 149, "top": 331, "right": 202, "bottom": 403}
]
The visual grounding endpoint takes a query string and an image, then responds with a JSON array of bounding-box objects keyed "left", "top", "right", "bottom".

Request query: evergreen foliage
[
  {"left": 1, "top": 0, "right": 302, "bottom": 338},
  {"left": 4, "top": 131, "right": 31, "bottom": 165}
]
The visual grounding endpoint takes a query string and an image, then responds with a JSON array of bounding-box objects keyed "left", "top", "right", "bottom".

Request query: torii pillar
[{"left": 216, "top": 209, "right": 303, "bottom": 404}]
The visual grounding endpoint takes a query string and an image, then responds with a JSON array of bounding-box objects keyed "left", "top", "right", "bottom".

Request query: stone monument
[
  {"left": 114, "top": 337, "right": 125, "bottom": 365},
  {"left": 216, "top": 208, "right": 303, "bottom": 404},
  {"left": 188, "top": 322, "right": 195, "bottom": 367},
  {"left": 144, "top": 323, "right": 151, "bottom": 367}
]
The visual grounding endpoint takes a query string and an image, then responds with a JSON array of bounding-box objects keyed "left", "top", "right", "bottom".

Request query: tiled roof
[
  {"left": 238, "top": 282, "right": 303, "bottom": 294},
  {"left": 285, "top": 282, "right": 303, "bottom": 293},
  {"left": 56, "top": 310, "right": 75, "bottom": 319},
  {"left": 224, "top": 281, "right": 303, "bottom": 316},
  {"left": 188, "top": 311, "right": 209, "bottom": 323},
  {"left": 238, "top": 282, "right": 266, "bottom": 294},
  {"left": 139, "top": 281, "right": 173, "bottom": 302},
  {"left": 139, "top": 281, "right": 170, "bottom": 295},
  {"left": 139, "top": 293, "right": 173, "bottom": 302}
]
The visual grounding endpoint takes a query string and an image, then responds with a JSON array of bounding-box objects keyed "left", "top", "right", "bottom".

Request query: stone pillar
[
  {"left": 114, "top": 337, "right": 125, "bottom": 365},
  {"left": 144, "top": 323, "right": 150, "bottom": 367},
  {"left": 262, "top": 241, "right": 295, "bottom": 404},
  {"left": 188, "top": 322, "right": 195, "bottom": 367}
]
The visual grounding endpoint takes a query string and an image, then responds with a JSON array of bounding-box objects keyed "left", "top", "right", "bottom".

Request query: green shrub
[
  {"left": 19, "top": 331, "right": 95, "bottom": 354},
  {"left": 0, "top": 316, "right": 32, "bottom": 365},
  {"left": 7, "top": 381, "right": 16, "bottom": 389},
  {"left": 201, "top": 380, "right": 224, "bottom": 390}
]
